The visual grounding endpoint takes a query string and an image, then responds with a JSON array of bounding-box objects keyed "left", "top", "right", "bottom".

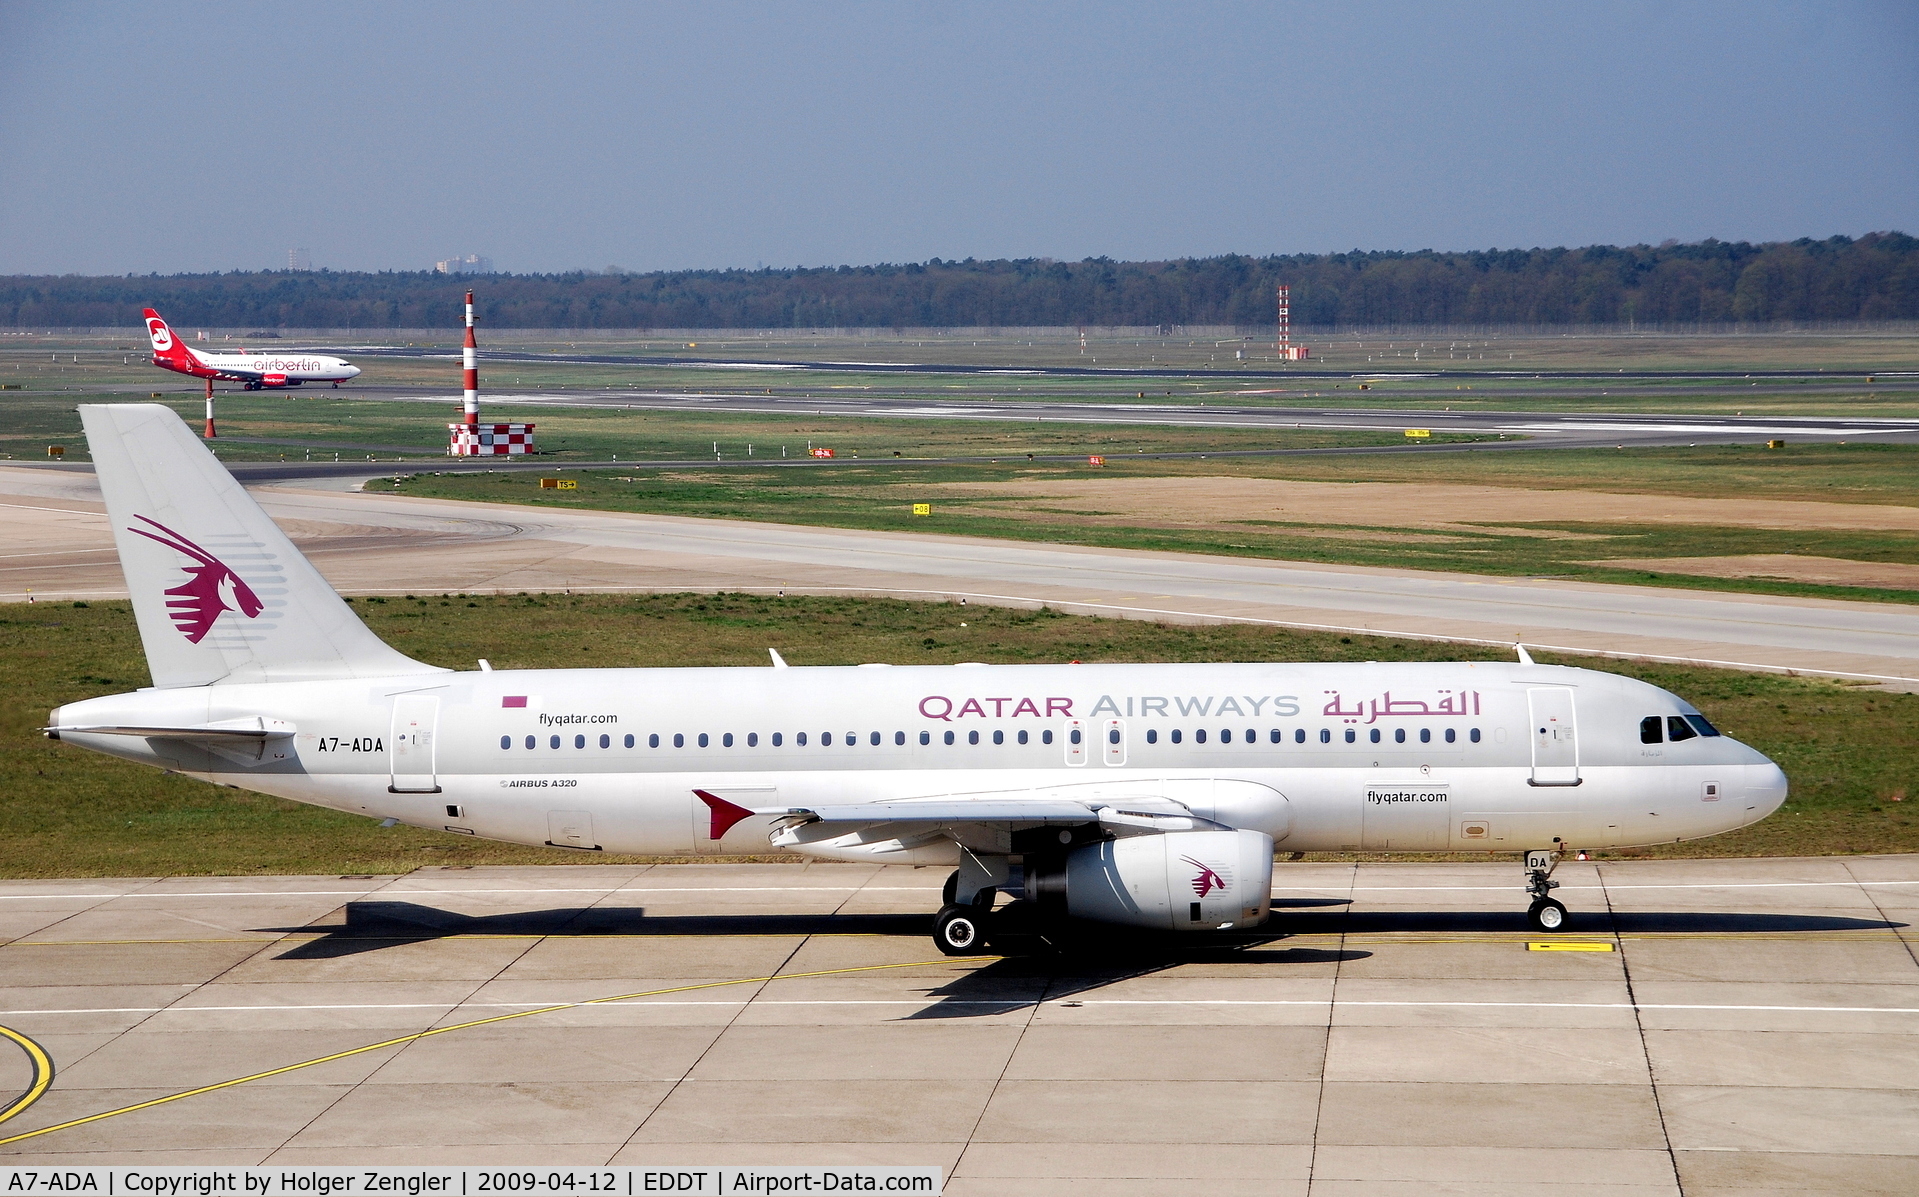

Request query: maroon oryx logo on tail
[
  {"left": 127, "top": 515, "right": 264, "bottom": 643},
  {"left": 1181, "top": 856, "right": 1229, "bottom": 898}
]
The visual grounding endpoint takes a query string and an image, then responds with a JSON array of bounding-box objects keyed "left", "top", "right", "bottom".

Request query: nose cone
[
  {"left": 344, "top": 364, "right": 361, "bottom": 378},
  {"left": 1745, "top": 761, "right": 1789, "bottom": 826}
]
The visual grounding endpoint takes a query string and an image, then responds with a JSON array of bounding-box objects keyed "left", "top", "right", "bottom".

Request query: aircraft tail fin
[
  {"left": 142, "top": 308, "right": 200, "bottom": 370},
  {"left": 80, "top": 403, "right": 445, "bottom": 687}
]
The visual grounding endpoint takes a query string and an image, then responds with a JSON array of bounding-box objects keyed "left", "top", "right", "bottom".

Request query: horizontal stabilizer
[{"left": 48, "top": 716, "right": 297, "bottom": 741}]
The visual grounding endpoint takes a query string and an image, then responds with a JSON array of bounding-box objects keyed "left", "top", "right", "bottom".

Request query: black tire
[
  {"left": 942, "top": 870, "right": 959, "bottom": 906},
  {"left": 933, "top": 904, "right": 988, "bottom": 955},
  {"left": 1528, "top": 898, "right": 1569, "bottom": 932}
]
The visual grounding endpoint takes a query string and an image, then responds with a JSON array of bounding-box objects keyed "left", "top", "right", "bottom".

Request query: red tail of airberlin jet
[
  {"left": 142, "top": 310, "right": 200, "bottom": 374},
  {"left": 142, "top": 308, "right": 361, "bottom": 389}
]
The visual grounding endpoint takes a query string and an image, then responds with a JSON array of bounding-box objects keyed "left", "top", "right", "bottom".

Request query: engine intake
[{"left": 1027, "top": 829, "right": 1274, "bottom": 930}]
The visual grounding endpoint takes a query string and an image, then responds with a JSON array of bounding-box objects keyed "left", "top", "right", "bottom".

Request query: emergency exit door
[
  {"left": 1527, "top": 688, "right": 1580, "bottom": 786},
  {"left": 389, "top": 694, "right": 441, "bottom": 793}
]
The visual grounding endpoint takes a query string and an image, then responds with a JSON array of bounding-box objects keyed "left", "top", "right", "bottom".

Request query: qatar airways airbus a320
[{"left": 49, "top": 405, "right": 1787, "bottom": 954}]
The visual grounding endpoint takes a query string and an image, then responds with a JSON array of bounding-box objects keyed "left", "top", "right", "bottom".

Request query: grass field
[
  {"left": 3, "top": 593, "right": 1913, "bottom": 879},
  {"left": 373, "top": 450, "right": 1919, "bottom": 606},
  {"left": 2, "top": 378, "right": 1914, "bottom": 605}
]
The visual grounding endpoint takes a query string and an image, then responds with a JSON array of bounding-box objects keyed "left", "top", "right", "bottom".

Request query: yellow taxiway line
[{"left": 0, "top": 1025, "right": 54, "bottom": 1129}]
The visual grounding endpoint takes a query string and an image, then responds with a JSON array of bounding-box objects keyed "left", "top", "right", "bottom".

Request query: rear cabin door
[
  {"left": 388, "top": 695, "right": 441, "bottom": 794},
  {"left": 1527, "top": 688, "right": 1580, "bottom": 786}
]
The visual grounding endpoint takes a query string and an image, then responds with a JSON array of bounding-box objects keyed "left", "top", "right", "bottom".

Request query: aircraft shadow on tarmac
[
  {"left": 267, "top": 901, "right": 927, "bottom": 960},
  {"left": 264, "top": 898, "right": 1904, "bottom": 964},
  {"left": 901, "top": 942, "right": 1373, "bottom": 1021},
  {"left": 254, "top": 898, "right": 1909, "bottom": 1020}
]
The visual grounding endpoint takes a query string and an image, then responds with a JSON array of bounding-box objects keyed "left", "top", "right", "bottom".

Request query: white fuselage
[
  {"left": 160, "top": 346, "right": 360, "bottom": 385},
  {"left": 53, "top": 659, "right": 1787, "bottom": 862}
]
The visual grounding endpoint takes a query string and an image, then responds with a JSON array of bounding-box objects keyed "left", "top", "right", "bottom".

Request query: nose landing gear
[{"left": 1525, "top": 848, "right": 1569, "bottom": 931}]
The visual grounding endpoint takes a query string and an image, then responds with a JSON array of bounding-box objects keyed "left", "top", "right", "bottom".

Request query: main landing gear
[
  {"left": 1525, "top": 849, "right": 1568, "bottom": 931},
  {"left": 933, "top": 867, "right": 998, "bottom": 956},
  {"left": 933, "top": 904, "right": 987, "bottom": 955}
]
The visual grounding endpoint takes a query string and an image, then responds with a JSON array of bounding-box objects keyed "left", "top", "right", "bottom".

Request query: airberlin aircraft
[
  {"left": 143, "top": 309, "right": 359, "bottom": 389},
  {"left": 51, "top": 405, "right": 1787, "bottom": 953}
]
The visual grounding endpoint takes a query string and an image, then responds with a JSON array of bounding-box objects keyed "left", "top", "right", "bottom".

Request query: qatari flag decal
[{"left": 502, "top": 696, "right": 527, "bottom": 708}]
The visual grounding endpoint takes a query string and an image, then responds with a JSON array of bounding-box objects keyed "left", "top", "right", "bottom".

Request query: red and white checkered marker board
[{"left": 448, "top": 423, "right": 536, "bottom": 456}]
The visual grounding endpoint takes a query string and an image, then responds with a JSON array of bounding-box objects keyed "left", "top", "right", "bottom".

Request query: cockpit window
[
  {"left": 1666, "top": 715, "right": 1698, "bottom": 742},
  {"left": 1684, "top": 714, "right": 1722, "bottom": 738},
  {"left": 1640, "top": 716, "right": 1662, "bottom": 744}
]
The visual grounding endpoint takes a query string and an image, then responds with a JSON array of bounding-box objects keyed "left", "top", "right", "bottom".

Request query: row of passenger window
[
  {"left": 501, "top": 730, "right": 1066, "bottom": 750},
  {"left": 500, "top": 726, "right": 1483, "bottom": 750},
  {"left": 1146, "top": 727, "right": 1480, "bottom": 745}
]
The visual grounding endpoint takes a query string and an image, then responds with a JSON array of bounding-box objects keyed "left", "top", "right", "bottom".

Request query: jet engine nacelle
[
  {"left": 1029, "top": 829, "right": 1274, "bottom": 931},
  {"left": 261, "top": 373, "right": 289, "bottom": 387}
]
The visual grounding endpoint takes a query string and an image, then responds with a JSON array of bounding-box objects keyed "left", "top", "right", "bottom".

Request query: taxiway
[{"left": 1, "top": 856, "right": 1915, "bottom": 1191}]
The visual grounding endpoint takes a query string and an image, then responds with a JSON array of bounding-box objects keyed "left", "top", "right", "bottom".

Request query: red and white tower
[
  {"left": 448, "top": 289, "right": 536, "bottom": 456},
  {"left": 461, "top": 289, "right": 479, "bottom": 427}
]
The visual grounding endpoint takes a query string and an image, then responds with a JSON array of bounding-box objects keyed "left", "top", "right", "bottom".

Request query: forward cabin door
[
  {"left": 1527, "top": 688, "right": 1580, "bottom": 786},
  {"left": 388, "top": 694, "right": 441, "bottom": 793}
]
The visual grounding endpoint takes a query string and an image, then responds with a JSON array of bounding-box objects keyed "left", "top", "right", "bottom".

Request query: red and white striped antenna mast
[
  {"left": 461, "top": 290, "right": 480, "bottom": 427},
  {"left": 1275, "top": 284, "right": 1290, "bottom": 356}
]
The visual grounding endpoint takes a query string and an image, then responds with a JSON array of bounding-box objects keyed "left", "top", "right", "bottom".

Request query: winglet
[
  {"left": 1515, "top": 643, "right": 1535, "bottom": 666},
  {"left": 768, "top": 648, "right": 788, "bottom": 669},
  {"left": 695, "top": 789, "right": 755, "bottom": 840}
]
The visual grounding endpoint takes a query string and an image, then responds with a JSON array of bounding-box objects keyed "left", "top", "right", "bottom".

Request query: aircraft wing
[
  {"left": 696, "top": 788, "right": 1224, "bottom": 844},
  {"left": 776, "top": 799, "right": 1101, "bottom": 826}
]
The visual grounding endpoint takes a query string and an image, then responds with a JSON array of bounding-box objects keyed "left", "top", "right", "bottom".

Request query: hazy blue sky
[{"left": 2, "top": 1, "right": 1915, "bottom": 275}]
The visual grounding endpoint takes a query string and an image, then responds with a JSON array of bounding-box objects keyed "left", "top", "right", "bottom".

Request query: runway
[
  {"left": 4, "top": 466, "right": 1916, "bottom": 686},
  {"left": 376, "top": 391, "right": 1919, "bottom": 449},
  {"left": 331, "top": 343, "right": 1919, "bottom": 384},
  {"left": 117, "top": 381, "right": 1919, "bottom": 453},
  {"left": 1, "top": 856, "right": 1916, "bottom": 1189}
]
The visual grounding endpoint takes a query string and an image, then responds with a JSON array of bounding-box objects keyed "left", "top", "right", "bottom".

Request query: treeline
[{"left": 6, "top": 233, "right": 1916, "bottom": 330}]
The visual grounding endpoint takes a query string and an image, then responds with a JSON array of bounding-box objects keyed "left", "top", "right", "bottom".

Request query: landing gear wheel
[
  {"left": 933, "top": 904, "right": 988, "bottom": 955},
  {"left": 1527, "top": 898, "right": 1568, "bottom": 932},
  {"left": 941, "top": 870, "right": 959, "bottom": 906}
]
